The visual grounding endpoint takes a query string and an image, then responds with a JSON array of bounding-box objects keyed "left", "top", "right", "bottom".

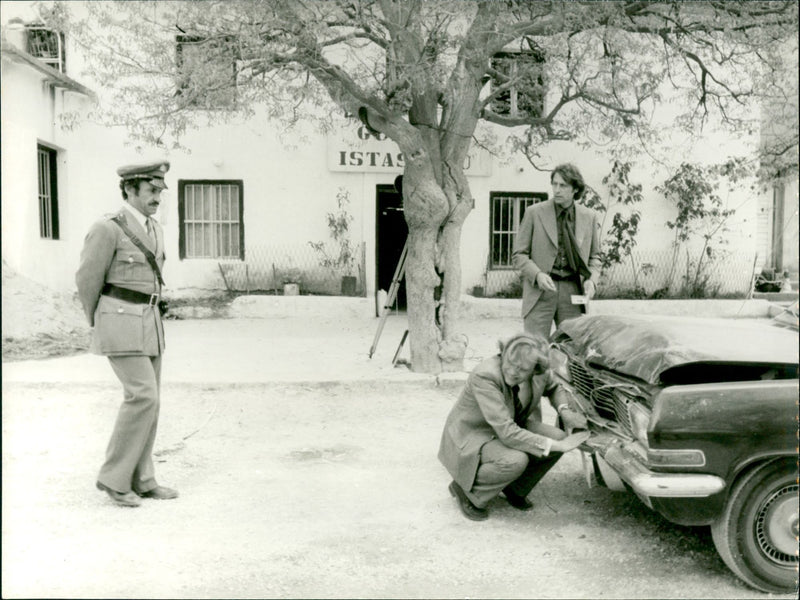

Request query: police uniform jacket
[
  {"left": 76, "top": 207, "right": 165, "bottom": 356},
  {"left": 438, "top": 354, "right": 568, "bottom": 493},
  {"left": 512, "top": 199, "right": 602, "bottom": 318}
]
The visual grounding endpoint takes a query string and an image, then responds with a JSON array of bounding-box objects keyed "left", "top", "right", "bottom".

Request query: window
[
  {"left": 26, "top": 25, "right": 65, "bottom": 73},
  {"left": 37, "top": 145, "right": 59, "bottom": 240},
  {"left": 176, "top": 35, "right": 238, "bottom": 109},
  {"left": 178, "top": 181, "right": 244, "bottom": 259},
  {"left": 489, "top": 192, "right": 546, "bottom": 268},
  {"left": 489, "top": 48, "right": 545, "bottom": 118}
]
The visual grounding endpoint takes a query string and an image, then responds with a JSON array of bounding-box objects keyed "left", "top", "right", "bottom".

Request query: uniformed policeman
[{"left": 76, "top": 159, "right": 178, "bottom": 507}]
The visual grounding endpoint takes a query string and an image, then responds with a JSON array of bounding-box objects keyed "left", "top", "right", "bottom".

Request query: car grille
[{"left": 568, "top": 359, "right": 634, "bottom": 436}]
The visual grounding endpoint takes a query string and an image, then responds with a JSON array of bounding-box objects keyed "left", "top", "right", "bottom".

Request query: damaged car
[{"left": 549, "top": 314, "right": 798, "bottom": 593}]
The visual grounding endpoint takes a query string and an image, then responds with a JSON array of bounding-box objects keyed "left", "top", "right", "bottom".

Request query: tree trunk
[
  {"left": 437, "top": 218, "right": 468, "bottom": 371},
  {"left": 402, "top": 170, "right": 450, "bottom": 374},
  {"left": 405, "top": 224, "right": 442, "bottom": 373}
]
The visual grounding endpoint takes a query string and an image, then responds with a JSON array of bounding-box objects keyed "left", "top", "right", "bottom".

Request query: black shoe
[
  {"left": 503, "top": 489, "right": 533, "bottom": 511},
  {"left": 137, "top": 485, "right": 179, "bottom": 500},
  {"left": 448, "top": 481, "right": 488, "bottom": 521},
  {"left": 96, "top": 481, "right": 142, "bottom": 507}
]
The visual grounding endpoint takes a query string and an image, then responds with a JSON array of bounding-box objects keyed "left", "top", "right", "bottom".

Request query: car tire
[{"left": 710, "top": 458, "right": 799, "bottom": 593}]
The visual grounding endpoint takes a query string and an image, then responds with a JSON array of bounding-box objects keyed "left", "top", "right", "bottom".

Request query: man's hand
[
  {"left": 551, "top": 430, "right": 590, "bottom": 454},
  {"left": 535, "top": 271, "right": 557, "bottom": 292},
  {"left": 560, "top": 407, "right": 588, "bottom": 431},
  {"left": 584, "top": 279, "right": 596, "bottom": 301}
]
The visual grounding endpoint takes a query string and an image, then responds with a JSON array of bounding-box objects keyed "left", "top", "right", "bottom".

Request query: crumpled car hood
[{"left": 557, "top": 315, "right": 799, "bottom": 385}]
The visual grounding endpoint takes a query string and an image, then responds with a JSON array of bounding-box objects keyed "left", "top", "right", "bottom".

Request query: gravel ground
[
  {"left": 2, "top": 265, "right": 794, "bottom": 598},
  {"left": 3, "top": 378, "right": 789, "bottom": 599},
  {"left": 2, "top": 262, "right": 91, "bottom": 361}
]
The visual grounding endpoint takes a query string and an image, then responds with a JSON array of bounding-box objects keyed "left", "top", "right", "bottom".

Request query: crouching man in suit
[
  {"left": 76, "top": 159, "right": 178, "bottom": 507},
  {"left": 439, "top": 332, "right": 589, "bottom": 521}
]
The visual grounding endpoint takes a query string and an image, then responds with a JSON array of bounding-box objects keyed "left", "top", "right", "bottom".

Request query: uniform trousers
[
  {"left": 98, "top": 354, "right": 161, "bottom": 494},
  {"left": 523, "top": 278, "right": 582, "bottom": 338},
  {"left": 467, "top": 439, "right": 563, "bottom": 508}
]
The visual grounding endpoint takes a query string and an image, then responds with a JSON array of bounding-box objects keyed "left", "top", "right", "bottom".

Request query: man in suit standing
[
  {"left": 512, "top": 163, "right": 602, "bottom": 338},
  {"left": 76, "top": 160, "right": 178, "bottom": 507}
]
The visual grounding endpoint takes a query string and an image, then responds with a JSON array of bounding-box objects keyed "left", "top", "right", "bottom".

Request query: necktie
[
  {"left": 512, "top": 385, "right": 527, "bottom": 427},
  {"left": 146, "top": 218, "right": 156, "bottom": 245},
  {"left": 557, "top": 206, "right": 591, "bottom": 281}
]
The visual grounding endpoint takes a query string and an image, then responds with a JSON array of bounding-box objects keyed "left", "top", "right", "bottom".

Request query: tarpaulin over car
[{"left": 556, "top": 315, "right": 799, "bottom": 385}]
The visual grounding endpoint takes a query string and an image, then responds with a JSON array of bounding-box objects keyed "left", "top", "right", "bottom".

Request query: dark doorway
[{"left": 376, "top": 184, "right": 408, "bottom": 314}]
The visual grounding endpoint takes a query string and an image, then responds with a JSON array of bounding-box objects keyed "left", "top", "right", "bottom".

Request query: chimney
[{"left": 3, "top": 18, "right": 27, "bottom": 52}]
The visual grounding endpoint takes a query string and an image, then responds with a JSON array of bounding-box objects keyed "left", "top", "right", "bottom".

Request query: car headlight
[
  {"left": 548, "top": 345, "right": 572, "bottom": 383},
  {"left": 628, "top": 402, "right": 651, "bottom": 447}
]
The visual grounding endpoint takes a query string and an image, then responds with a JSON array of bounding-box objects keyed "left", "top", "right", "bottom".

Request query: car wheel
[{"left": 711, "top": 458, "right": 799, "bottom": 593}]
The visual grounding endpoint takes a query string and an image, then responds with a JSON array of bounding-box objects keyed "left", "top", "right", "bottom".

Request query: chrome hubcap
[{"left": 757, "top": 484, "right": 799, "bottom": 563}]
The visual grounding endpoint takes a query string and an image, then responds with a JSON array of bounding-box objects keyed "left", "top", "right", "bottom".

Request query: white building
[{"left": 2, "top": 1, "right": 796, "bottom": 314}]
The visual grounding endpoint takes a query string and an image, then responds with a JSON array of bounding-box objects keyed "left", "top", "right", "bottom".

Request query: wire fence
[
  {"left": 479, "top": 248, "right": 757, "bottom": 299},
  {"left": 217, "top": 242, "right": 367, "bottom": 296},
  {"left": 218, "top": 244, "right": 757, "bottom": 299}
]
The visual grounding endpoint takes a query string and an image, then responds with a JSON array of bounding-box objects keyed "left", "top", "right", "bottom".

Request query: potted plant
[
  {"left": 281, "top": 267, "right": 302, "bottom": 296},
  {"left": 309, "top": 188, "right": 358, "bottom": 296}
]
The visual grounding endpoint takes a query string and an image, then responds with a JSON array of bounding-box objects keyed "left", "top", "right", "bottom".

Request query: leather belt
[
  {"left": 102, "top": 283, "right": 159, "bottom": 306},
  {"left": 549, "top": 271, "right": 575, "bottom": 281}
]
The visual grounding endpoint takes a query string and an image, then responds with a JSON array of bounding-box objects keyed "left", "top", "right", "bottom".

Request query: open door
[{"left": 375, "top": 183, "right": 407, "bottom": 314}]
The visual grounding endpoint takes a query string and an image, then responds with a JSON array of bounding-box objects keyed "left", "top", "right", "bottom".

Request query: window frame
[
  {"left": 178, "top": 179, "right": 245, "bottom": 260},
  {"left": 488, "top": 191, "right": 547, "bottom": 269},
  {"left": 37, "top": 144, "right": 60, "bottom": 240},
  {"left": 26, "top": 24, "right": 66, "bottom": 73},
  {"left": 489, "top": 48, "right": 545, "bottom": 119}
]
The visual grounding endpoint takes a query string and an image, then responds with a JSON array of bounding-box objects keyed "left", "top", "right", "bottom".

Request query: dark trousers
[
  {"left": 466, "top": 439, "right": 562, "bottom": 508},
  {"left": 523, "top": 278, "right": 583, "bottom": 338}
]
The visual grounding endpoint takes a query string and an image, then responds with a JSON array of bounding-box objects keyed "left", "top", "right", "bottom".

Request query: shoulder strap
[{"left": 110, "top": 214, "right": 165, "bottom": 286}]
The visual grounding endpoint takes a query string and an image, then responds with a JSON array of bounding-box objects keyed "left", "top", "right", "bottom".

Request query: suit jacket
[
  {"left": 512, "top": 199, "right": 602, "bottom": 318},
  {"left": 75, "top": 207, "right": 165, "bottom": 356},
  {"left": 438, "top": 355, "right": 569, "bottom": 492}
]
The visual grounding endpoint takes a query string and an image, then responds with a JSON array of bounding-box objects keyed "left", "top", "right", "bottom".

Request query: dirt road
[{"left": 2, "top": 377, "right": 789, "bottom": 599}]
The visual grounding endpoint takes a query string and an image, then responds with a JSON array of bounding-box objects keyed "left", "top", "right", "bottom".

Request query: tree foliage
[
  {"left": 581, "top": 160, "right": 644, "bottom": 270},
  {"left": 47, "top": 0, "right": 799, "bottom": 372}
]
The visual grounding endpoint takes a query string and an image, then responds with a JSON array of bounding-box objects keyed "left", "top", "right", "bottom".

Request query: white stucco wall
[
  {"left": 0, "top": 57, "right": 89, "bottom": 290},
  {"left": 2, "top": 0, "right": 785, "bottom": 300}
]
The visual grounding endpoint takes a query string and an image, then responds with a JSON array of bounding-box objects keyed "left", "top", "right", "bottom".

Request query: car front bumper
[{"left": 599, "top": 442, "right": 726, "bottom": 499}]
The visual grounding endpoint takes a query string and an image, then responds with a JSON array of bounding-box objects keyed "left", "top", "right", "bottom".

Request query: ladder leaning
[{"left": 368, "top": 242, "right": 408, "bottom": 359}]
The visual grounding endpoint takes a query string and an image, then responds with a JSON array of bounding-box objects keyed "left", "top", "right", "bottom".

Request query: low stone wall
[
  {"left": 459, "top": 296, "right": 773, "bottom": 319},
  {"left": 227, "top": 295, "right": 371, "bottom": 319},
  {"left": 177, "top": 294, "right": 775, "bottom": 320}
]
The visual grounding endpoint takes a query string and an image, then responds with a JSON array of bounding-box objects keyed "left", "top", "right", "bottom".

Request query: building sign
[{"left": 327, "top": 125, "right": 491, "bottom": 176}]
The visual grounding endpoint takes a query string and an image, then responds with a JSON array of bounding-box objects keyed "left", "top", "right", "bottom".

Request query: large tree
[{"left": 51, "top": 0, "right": 798, "bottom": 373}]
